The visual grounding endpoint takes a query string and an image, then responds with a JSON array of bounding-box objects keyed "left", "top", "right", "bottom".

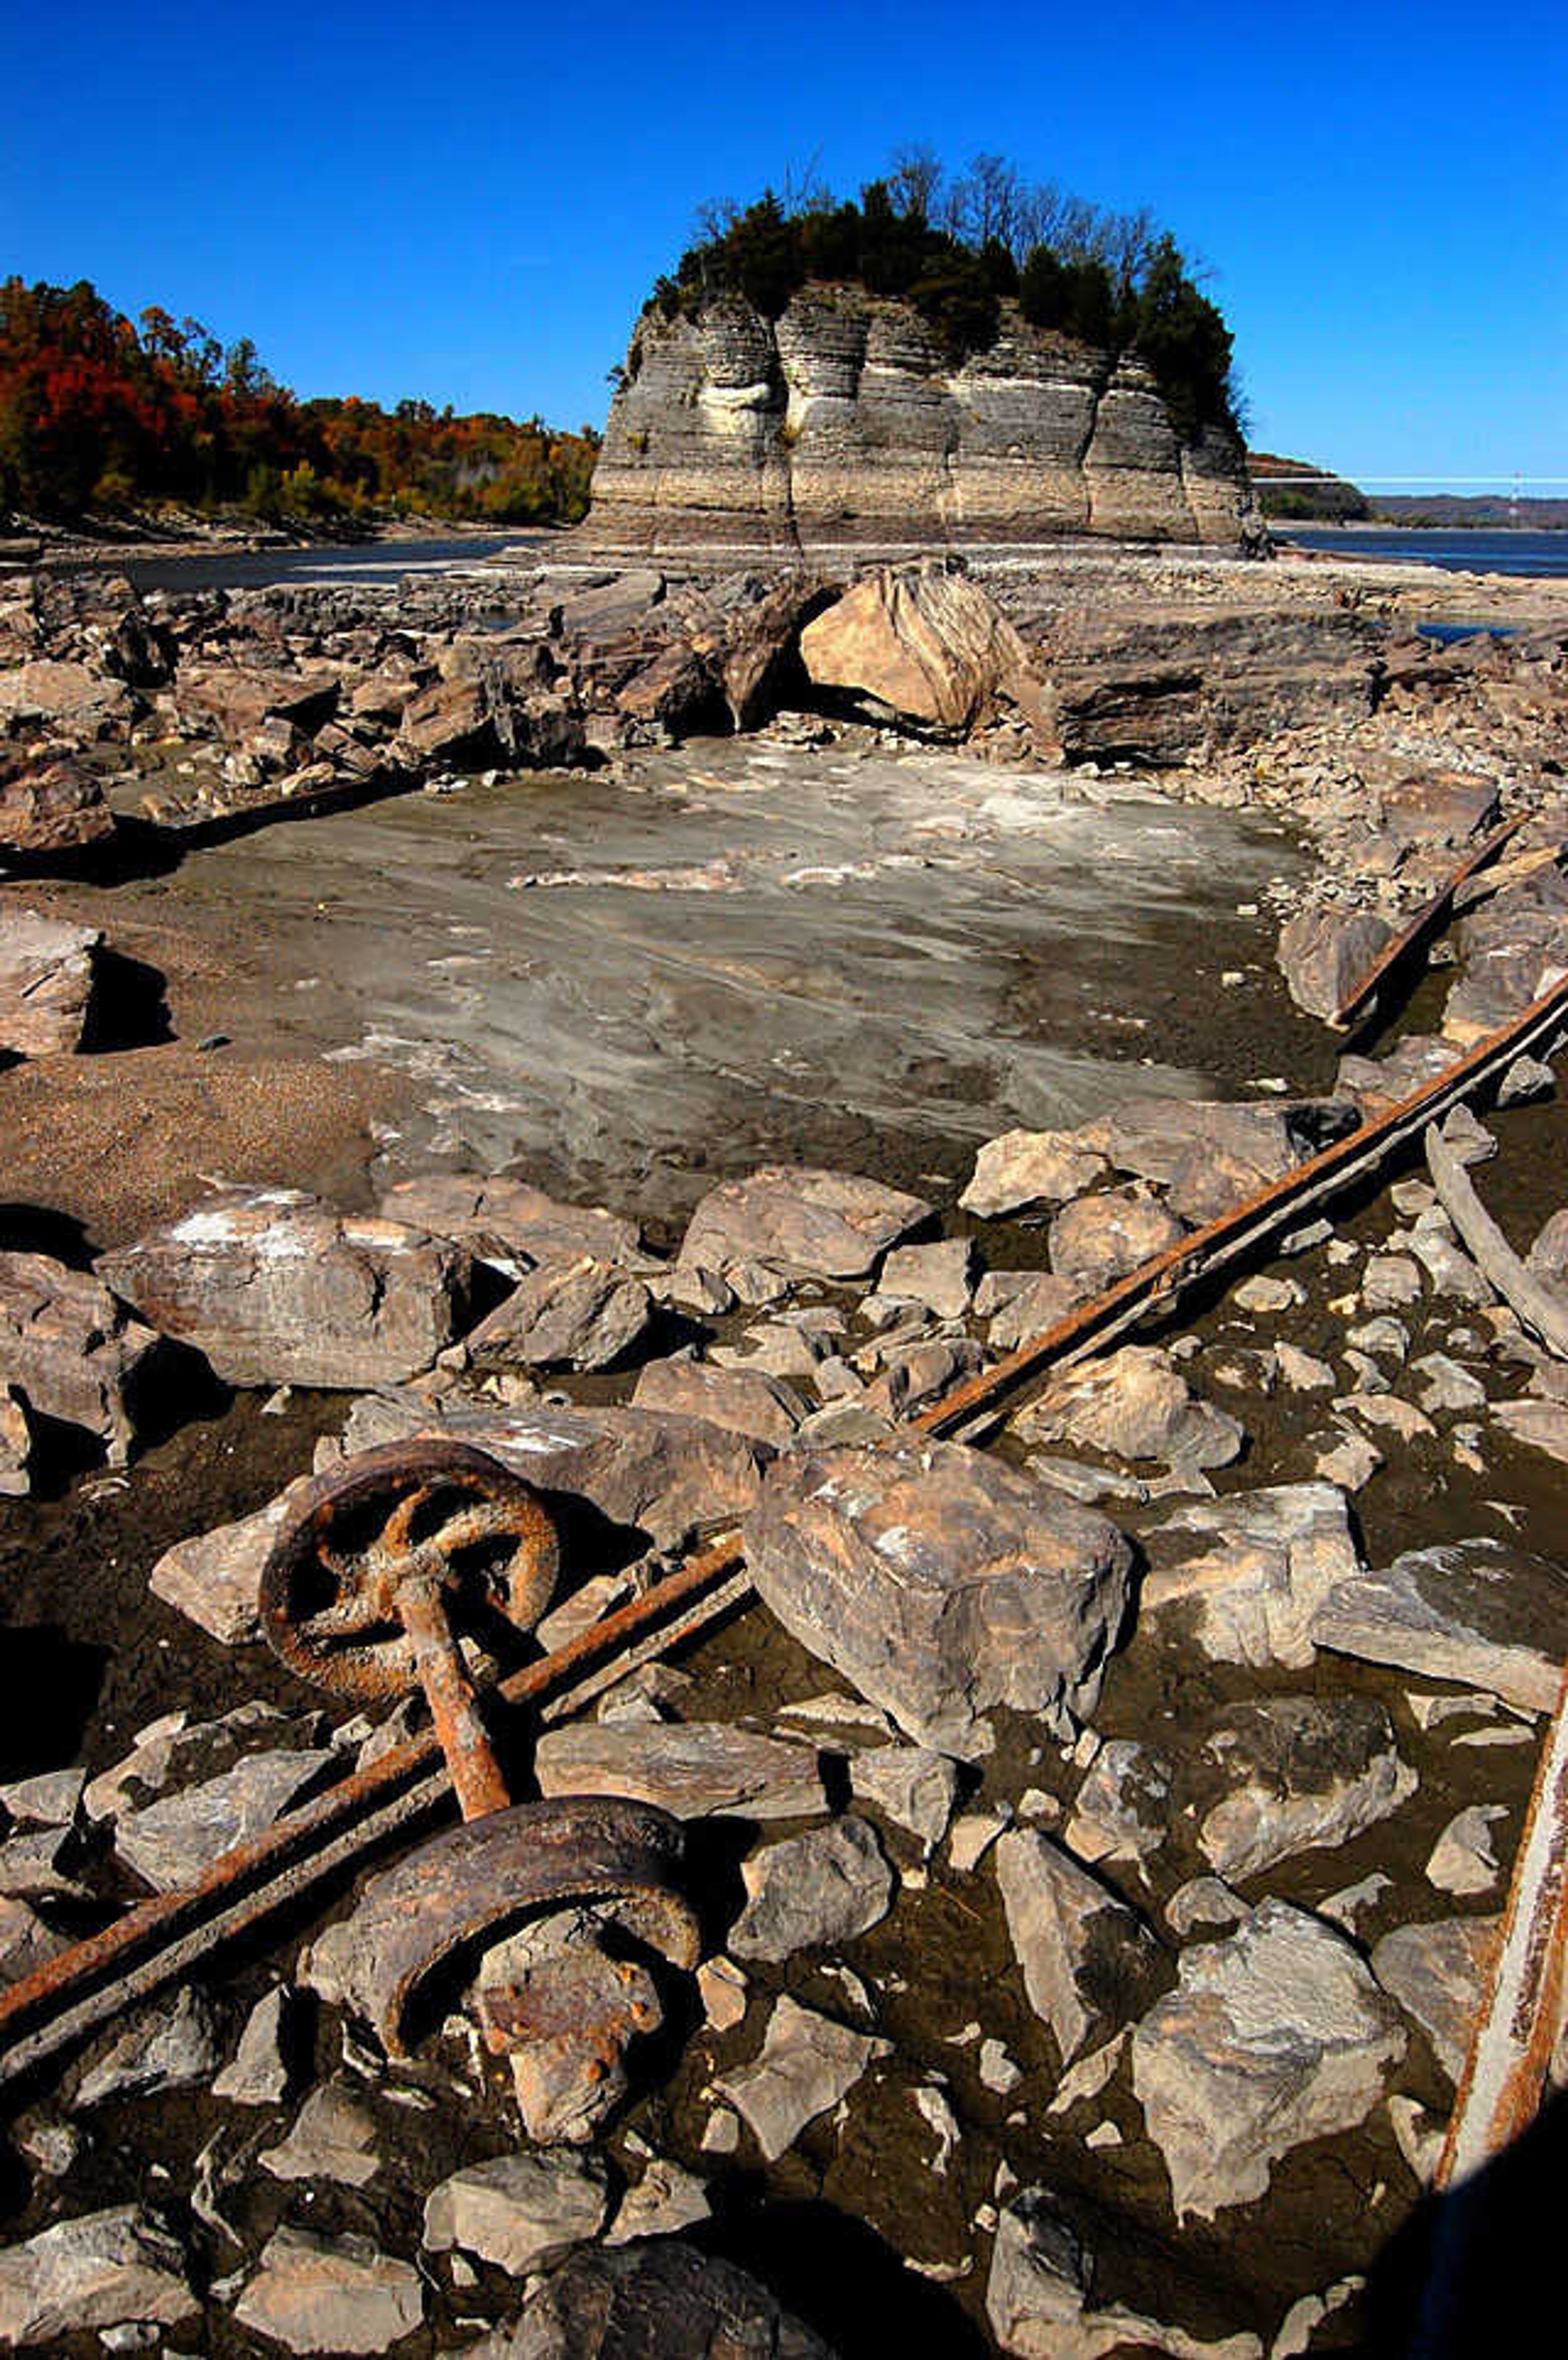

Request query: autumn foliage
[{"left": 0, "top": 277, "right": 599, "bottom": 527}]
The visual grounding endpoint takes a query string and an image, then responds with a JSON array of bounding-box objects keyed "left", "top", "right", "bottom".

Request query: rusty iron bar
[
  {"left": 912, "top": 965, "right": 1568, "bottom": 1442},
  {"left": 1435, "top": 1656, "right": 1568, "bottom": 2192},
  {"left": 395, "top": 1577, "right": 515, "bottom": 1823},
  {"left": 7, "top": 966, "right": 1568, "bottom": 2086},
  {"left": 1330, "top": 813, "right": 1525, "bottom": 1033}
]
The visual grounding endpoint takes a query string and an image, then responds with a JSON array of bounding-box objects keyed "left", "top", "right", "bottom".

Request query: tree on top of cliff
[{"left": 646, "top": 152, "right": 1241, "bottom": 436}]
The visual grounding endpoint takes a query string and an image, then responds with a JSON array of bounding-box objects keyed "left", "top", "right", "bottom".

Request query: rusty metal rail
[
  {"left": 1330, "top": 813, "right": 1524, "bottom": 1032},
  {"left": 1435, "top": 1657, "right": 1568, "bottom": 2190},
  {"left": 6, "top": 966, "right": 1568, "bottom": 2087}
]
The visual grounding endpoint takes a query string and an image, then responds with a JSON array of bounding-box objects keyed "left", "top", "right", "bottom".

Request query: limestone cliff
[{"left": 588, "top": 288, "right": 1255, "bottom": 551}]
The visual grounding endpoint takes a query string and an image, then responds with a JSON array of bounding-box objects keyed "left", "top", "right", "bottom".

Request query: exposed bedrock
[{"left": 588, "top": 289, "right": 1254, "bottom": 550}]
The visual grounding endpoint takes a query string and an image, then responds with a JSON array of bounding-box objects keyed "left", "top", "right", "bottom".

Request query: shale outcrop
[{"left": 588, "top": 290, "right": 1255, "bottom": 552}]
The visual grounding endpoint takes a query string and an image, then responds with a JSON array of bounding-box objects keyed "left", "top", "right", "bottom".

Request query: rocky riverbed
[{"left": 2, "top": 537, "right": 1568, "bottom": 2356}]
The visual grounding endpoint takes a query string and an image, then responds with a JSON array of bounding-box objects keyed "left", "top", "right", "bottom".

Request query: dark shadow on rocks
[
  {"left": 80, "top": 948, "right": 172, "bottom": 1051},
  {"left": 1362, "top": 2083, "right": 1568, "bottom": 2356},
  {"left": 0, "top": 1624, "right": 108, "bottom": 1781},
  {"left": 693, "top": 2195, "right": 992, "bottom": 2359},
  {"left": 0, "top": 1202, "right": 95, "bottom": 1265},
  {"left": 122, "top": 1336, "right": 231, "bottom": 1457}
]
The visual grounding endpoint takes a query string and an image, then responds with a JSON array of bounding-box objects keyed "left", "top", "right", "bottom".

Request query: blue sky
[{"left": 5, "top": 0, "right": 1565, "bottom": 489}]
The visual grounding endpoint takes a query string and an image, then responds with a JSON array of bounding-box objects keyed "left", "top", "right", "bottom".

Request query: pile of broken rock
[{"left": 4, "top": 1096, "right": 1568, "bottom": 2351}]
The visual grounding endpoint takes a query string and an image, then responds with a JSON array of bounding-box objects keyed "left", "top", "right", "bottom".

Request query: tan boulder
[{"left": 800, "top": 561, "right": 1056, "bottom": 743}]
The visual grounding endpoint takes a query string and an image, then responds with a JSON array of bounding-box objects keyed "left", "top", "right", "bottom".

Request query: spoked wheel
[{"left": 258, "top": 1439, "right": 559, "bottom": 1703}]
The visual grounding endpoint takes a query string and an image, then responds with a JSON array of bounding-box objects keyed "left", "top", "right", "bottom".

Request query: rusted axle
[{"left": 5, "top": 967, "right": 1568, "bottom": 2086}]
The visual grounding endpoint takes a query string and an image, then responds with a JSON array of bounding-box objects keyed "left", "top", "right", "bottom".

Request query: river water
[{"left": 1277, "top": 525, "right": 1568, "bottom": 576}]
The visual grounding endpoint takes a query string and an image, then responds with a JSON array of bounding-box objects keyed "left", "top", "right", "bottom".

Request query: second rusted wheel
[{"left": 259, "top": 1439, "right": 559, "bottom": 1703}]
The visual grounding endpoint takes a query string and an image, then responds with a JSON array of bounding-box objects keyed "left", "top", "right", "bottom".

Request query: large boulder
[
  {"left": 800, "top": 561, "right": 1053, "bottom": 743},
  {"left": 0, "top": 1249, "right": 158, "bottom": 1464},
  {"left": 98, "top": 1188, "right": 472, "bottom": 1389},
  {"left": 0, "top": 909, "right": 101, "bottom": 1055},
  {"left": 744, "top": 1438, "right": 1134, "bottom": 1757},
  {"left": 678, "top": 1164, "right": 932, "bottom": 1282},
  {"left": 1131, "top": 1899, "right": 1406, "bottom": 2219}
]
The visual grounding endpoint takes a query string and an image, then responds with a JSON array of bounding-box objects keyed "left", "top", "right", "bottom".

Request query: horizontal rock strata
[{"left": 590, "top": 289, "right": 1252, "bottom": 550}]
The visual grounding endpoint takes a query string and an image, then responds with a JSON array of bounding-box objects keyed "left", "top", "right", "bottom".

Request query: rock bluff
[{"left": 588, "top": 288, "right": 1254, "bottom": 550}]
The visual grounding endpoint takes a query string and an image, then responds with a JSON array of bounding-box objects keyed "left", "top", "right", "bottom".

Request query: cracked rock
[
  {"left": 234, "top": 2224, "right": 423, "bottom": 2354},
  {"left": 1131, "top": 1900, "right": 1405, "bottom": 2219},
  {"left": 994, "top": 1829, "right": 1164, "bottom": 2067},
  {"left": 745, "top": 1437, "right": 1133, "bottom": 1759},
  {"left": 731, "top": 1816, "right": 896, "bottom": 1962},
  {"left": 423, "top": 2148, "right": 609, "bottom": 2274},
  {"left": 714, "top": 1995, "right": 890, "bottom": 2163}
]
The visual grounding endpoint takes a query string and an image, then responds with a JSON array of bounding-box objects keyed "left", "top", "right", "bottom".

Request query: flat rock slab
[
  {"left": 1141, "top": 1482, "right": 1362, "bottom": 1670},
  {"left": 632, "top": 1355, "right": 804, "bottom": 1448},
  {"left": 0, "top": 908, "right": 102, "bottom": 1056},
  {"left": 745, "top": 1438, "right": 1134, "bottom": 1758},
  {"left": 1131, "top": 1899, "right": 1406, "bottom": 2220},
  {"left": 1372, "top": 1914, "right": 1500, "bottom": 2085},
  {"left": 469, "top": 2239, "right": 839, "bottom": 2360},
  {"left": 1194, "top": 1696, "right": 1416, "bottom": 1883},
  {"left": 379, "top": 1173, "right": 646, "bottom": 1271},
  {"left": 1492, "top": 1397, "right": 1568, "bottom": 1466},
  {"left": 234, "top": 2224, "right": 423, "bottom": 2355},
  {"left": 0, "top": 2205, "right": 198, "bottom": 2346},
  {"left": 1311, "top": 1535, "right": 1568, "bottom": 1713},
  {"left": 74, "top": 1986, "right": 224, "bottom": 2110},
  {"left": 730, "top": 1815, "right": 896, "bottom": 1962},
  {"left": 714, "top": 1994, "right": 891, "bottom": 2162},
  {"left": 849, "top": 1746, "right": 962, "bottom": 1851},
  {"left": 678, "top": 1164, "right": 932, "bottom": 1280},
  {"left": 0, "top": 657, "right": 129, "bottom": 733},
  {"left": 0, "top": 1249, "right": 158, "bottom": 1464},
  {"left": 99, "top": 1188, "right": 472, "bottom": 1389},
  {"left": 261, "top": 2082, "right": 381, "bottom": 2188},
  {"left": 339, "top": 1392, "right": 773, "bottom": 1550},
  {"left": 114, "top": 1746, "right": 337, "bottom": 1892},
  {"left": 423, "top": 2150, "right": 608, "bottom": 2275},
  {"left": 533, "top": 1722, "right": 824, "bottom": 1821},
  {"left": 1014, "top": 1345, "right": 1243, "bottom": 1472},
  {"left": 994, "top": 1828, "right": 1165, "bottom": 2067},
  {"left": 1049, "top": 1189, "right": 1187, "bottom": 1294}
]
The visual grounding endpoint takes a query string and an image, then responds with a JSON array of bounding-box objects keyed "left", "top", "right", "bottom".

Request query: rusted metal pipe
[{"left": 1330, "top": 813, "right": 1524, "bottom": 1032}]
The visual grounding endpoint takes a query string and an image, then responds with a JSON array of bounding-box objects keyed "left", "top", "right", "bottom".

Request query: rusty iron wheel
[{"left": 259, "top": 1439, "right": 559, "bottom": 1702}]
